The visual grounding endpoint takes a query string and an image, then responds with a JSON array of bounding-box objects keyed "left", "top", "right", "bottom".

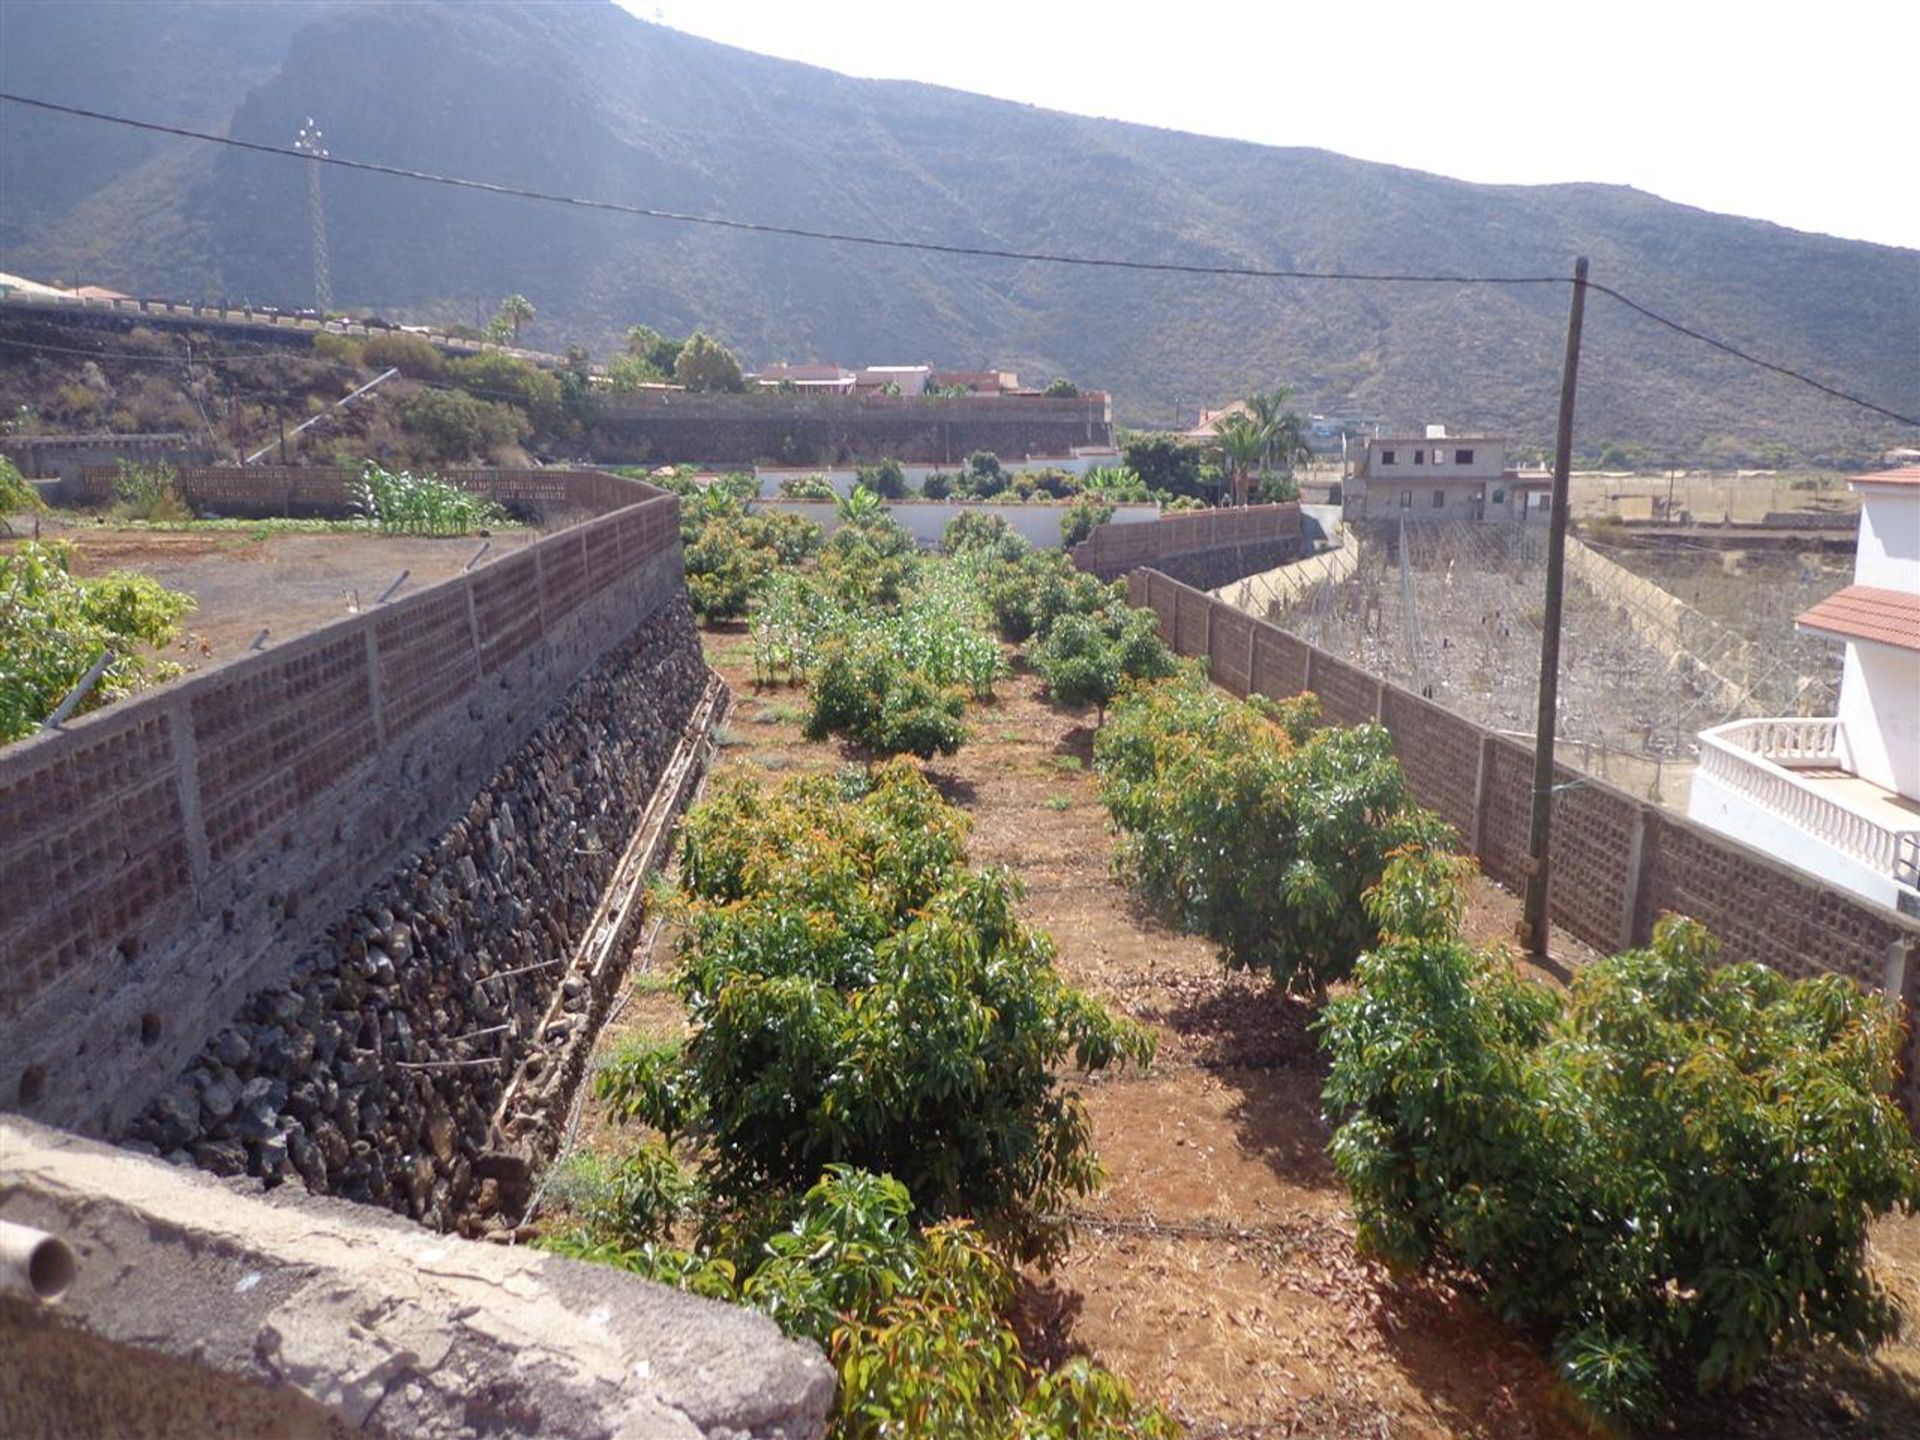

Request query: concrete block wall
[
  {"left": 1073, "top": 502, "right": 1302, "bottom": 581},
  {"left": 1128, "top": 568, "right": 1920, "bottom": 1115},
  {"left": 1, "top": 470, "right": 685, "bottom": 1136}
]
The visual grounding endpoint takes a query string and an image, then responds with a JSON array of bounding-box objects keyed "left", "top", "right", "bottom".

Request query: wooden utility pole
[{"left": 1522, "top": 256, "right": 1590, "bottom": 958}]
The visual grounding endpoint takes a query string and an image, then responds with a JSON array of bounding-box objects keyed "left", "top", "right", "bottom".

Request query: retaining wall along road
[
  {"left": 1128, "top": 568, "right": 1920, "bottom": 1121},
  {"left": 1, "top": 469, "right": 693, "bottom": 1143}
]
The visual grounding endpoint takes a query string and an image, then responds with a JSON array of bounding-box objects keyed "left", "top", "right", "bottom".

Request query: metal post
[{"left": 1522, "top": 256, "right": 1590, "bottom": 957}]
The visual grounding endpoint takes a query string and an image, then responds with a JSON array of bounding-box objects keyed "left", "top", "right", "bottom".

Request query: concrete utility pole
[
  {"left": 1521, "top": 256, "right": 1590, "bottom": 958},
  {"left": 295, "top": 118, "right": 332, "bottom": 314}
]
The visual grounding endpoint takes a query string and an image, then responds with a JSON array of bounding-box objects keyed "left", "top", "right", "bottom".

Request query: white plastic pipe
[{"left": 0, "top": 1220, "right": 76, "bottom": 1303}]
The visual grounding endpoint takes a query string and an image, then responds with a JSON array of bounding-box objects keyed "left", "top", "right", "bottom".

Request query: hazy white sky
[{"left": 616, "top": 0, "right": 1919, "bottom": 250}]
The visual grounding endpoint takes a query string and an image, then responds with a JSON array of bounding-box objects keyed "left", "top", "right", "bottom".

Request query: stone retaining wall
[
  {"left": 122, "top": 603, "right": 710, "bottom": 1230},
  {"left": 2, "top": 469, "right": 685, "bottom": 1137}
]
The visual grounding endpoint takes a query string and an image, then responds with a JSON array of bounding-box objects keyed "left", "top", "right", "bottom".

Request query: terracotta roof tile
[
  {"left": 1851, "top": 465, "right": 1920, "bottom": 488},
  {"left": 1796, "top": 585, "right": 1920, "bottom": 652}
]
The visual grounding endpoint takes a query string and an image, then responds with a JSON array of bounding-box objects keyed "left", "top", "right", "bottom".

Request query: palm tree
[
  {"left": 488, "top": 294, "right": 536, "bottom": 343},
  {"left": 1213, "top": 412, "right": 1266, "bottom": 507},
  {"left": 1246, "top": 385, "right": 1312, "bottom": 478}
]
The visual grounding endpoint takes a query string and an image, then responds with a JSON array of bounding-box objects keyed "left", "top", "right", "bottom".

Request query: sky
[{"left": 616, "top": 0, "right": 1920, "bottom": 251}]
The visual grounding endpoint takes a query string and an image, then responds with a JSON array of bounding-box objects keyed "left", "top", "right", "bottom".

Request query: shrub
[
  {"left": 311, "top": 332, "right": 364, "bottom": 367},
  {"left": 805, "top": 638, "right": 967, "bottom": 757},
  {"left": 0, "top": 541, "right": 195, "bottom": 740},
  {"left": 1, "top": 456, "right": 46, "bottom": 522},
  {"left": 777, "top": 472, "right": 837, "bottom": 500},
  {"left": 352, "top": 463, "right": 507, "bottom": 536},
  {"left": 1096, "top": 675, "right": 1446, "bottom": 992},
  {"left": 1060, "top": 494, "right": 1116, "bottom": 547},
  {"left": 1029, "top": 605, "right": 1175, "bottom": 724},
  {"left": 598, "top": 763, "right": 1153, "bottom": 1251},
  {"left": 1044, "top": 377, "right": 1080, "bottom": 398},
  {"left": 543, "top": 1166, "right": 1173, "bottom": 1439},
  {"left": 684, "top": 515, "right": 773, "bottom": 620},
  {"left": 398, "top": 387, "right": 525, "bottom": 460},
  {"left": 941, "top": 510, "right": 1023, "bottom": 562},
  {"left": 854, "top": 458, "right": 910, "bottom": 500},
  {"left": 361, "top": 331, "right": 445, "bottom": 379},
  {"left": 920, "top": 471, "right": 954, "bottom": 500},
  {"left": 1320, "top": 855, "right": 1920, "bottom": 1427},
  {"left": 446, "top": 351, "right": 566, "bottom": 433},
  {"left": 53, "top": 383, "right": 101, "bottom": 421},
  {"left": 111, "top": 460, "right": 191, "bottom": 522}
]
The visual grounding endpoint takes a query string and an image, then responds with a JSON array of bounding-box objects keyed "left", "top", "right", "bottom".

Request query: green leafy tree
[
  {"left": 0, "top": 541, "right": 196, "bottom": 741},
  {"left": 1120, "top": 432, "right": 1209, "bottom": 503},
  {"left": 1043, "top": 377, "right": 1080, "bottom": 398},
  {"left": 1059, "top": 493, "right": 1115, "bottom": 547},
  {"left": 1030, "top": 607, "right": 1175, "bottom": 725},
  {"left": 0, "top": 457, "right": 44, "bottom": 532},
  {"left": 597, "top": 763, "right": 1154, "bottom": 1252},
  {"left": 854, "top": 457, "right": 910, "bottom": 499},
  {"left": 606, "top": 352, "right": 666, "bottom": 391},
  {"left": 1321, "top": 854, "right": 1920, "bottom": 1428},
  {"left": 624, "top": 323, "right": 686, "bottom": 377},
  {"left": 1096, "top": 675, "right": 1446, "bottom": 992},
  {"left": 398, "top": 388, "right": 526, "bottom": 460},
  {"left": 673, "top": 331, "right": 746, "bottom": 392},
  {"left": 484, "top": 293, "right": 536, "bottom": 343}
]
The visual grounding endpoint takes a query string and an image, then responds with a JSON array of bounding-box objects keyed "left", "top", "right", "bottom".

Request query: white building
[
  {"left": 1346, "top": 426, "right": 1550, "bottom": 522},
  {"left": 1688, "top": 466, "right": 1920, "bottom": 915}
]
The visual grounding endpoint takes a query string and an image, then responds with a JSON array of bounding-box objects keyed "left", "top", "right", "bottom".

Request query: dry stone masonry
[{"left": 124, "top": 601, "right": 709, "bottom": 1231}]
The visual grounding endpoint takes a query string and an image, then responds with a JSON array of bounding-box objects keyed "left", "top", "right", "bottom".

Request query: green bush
[
  {"left": 1060, "top": 494, "right": 1116, "bottom": 547},
  {"left": 543, "top": 1166, "right": 1173, "bottom": 1439},
  {"left": 920, "top": 471, "right": 954, "bottom": 500},
  {"left": 111, "top": 460, "right": 190, "bottom": 522},
  {"left": 599, "top": 763, "right": 1154, "bottom": 1253},
  {"left": 311, "top": 331, "right": 365, "bottom": 367},
  {"left": 805, "top": 638, "right": 967, "bottom": 757},
  {"left": 0, "top": 457, "right": 44, "bottom": 521},
  {"left": 446, "top": 351, "right": 566, "bottom": 434},
  {"left": 397, "top": 387, "right": 526, "bottom": 460},
  {"left": 1319, "top": 854, "right": 1920, "bottom": 1427},
  {"left": 777, "top": 473, "right": 837, "bottom": 500},
  {"left": 1030, "top": 605, "right": 1175, "bottom": 723},
  {"left": 361, "top": 331, "right": 445, "bottom": 379},
  {"left": 941, "top": 510, "right": 1024, "bottom": 563},
  {"left": 0, "top": 541, "right": 196, "bottom": 741},
  {"left": 684, "top": 515, "right": 773, "bottom": 620},
  {"left": 1095, "top": 674, "right": 1446, "bottom": 993},
  {"left": 854, "top": 458, "right": 910, "bottom": 500}
]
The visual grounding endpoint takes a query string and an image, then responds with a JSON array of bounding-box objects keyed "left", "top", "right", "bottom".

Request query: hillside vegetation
[{"left": 2, "top": 0, "right": 1914, "bottom": 466}]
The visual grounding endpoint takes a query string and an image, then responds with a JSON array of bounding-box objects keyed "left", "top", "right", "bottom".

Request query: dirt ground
[
  {"left": 573, "top": 627, "right": 1920, "bottom": 1439},
  {"left": 5, "top": 516, "right": 536, "bottom": 664}
]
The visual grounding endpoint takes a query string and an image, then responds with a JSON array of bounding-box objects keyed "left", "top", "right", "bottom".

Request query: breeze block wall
[
  {"left": 1, "top": 470, "right": 693, "bottom": 1142},
  {"left": 1128, "top": 568, "right": 1920, "bottom": 1119},
  {"left": 1071, "top": 502, "right": 1302, "bottom": 582}
]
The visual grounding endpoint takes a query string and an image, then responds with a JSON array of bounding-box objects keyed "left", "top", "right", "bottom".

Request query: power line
[
  {"left": 0, "top": 92, "right": 1573, "bottom": 286},
  {"left": 3, "top": 90, "right": 1916, "bottom": 429},
  {"left": 1583, "top": 281, "right": 1919, "bottom": 428}
]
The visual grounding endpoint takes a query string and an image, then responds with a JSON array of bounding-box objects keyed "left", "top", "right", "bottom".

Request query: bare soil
[
  {"left": 573, "top": 626, "right": 1920, "bottom": 1439},
  {"left": 5, "top": 517, "right": 536, "bottom": 664}
]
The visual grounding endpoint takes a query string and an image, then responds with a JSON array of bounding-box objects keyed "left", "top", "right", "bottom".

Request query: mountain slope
[{"left": 2, "top": 0, "right": 1914, "bottom": 463}]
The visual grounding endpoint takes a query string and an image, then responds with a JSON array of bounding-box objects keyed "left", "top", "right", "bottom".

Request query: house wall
[
  {"left": 1839, "top": 644, "right": 1920, "bottom": 799},
  {"left": 1854, "top": 487, "right": 1920, "bottom": 589}
]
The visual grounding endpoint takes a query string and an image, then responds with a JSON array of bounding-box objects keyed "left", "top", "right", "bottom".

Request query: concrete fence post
[
  {"left": 1620, "top": 804, "right": 1652, "bottom": 950},
  {"left": 1470, "top": 731, "right": 1496, "bottom": 856},
  {"left": 1374, "top": 678, "right": 1388, "bottom": 722},
  {"left": 1199, "top": 594, "right": 1212, "bottom": 667}
]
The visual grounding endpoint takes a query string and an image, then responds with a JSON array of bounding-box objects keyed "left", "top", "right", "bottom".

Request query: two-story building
[
  {"left": 1346, "top": 427, "right": 1549, "bottom": 521},
  {"left": 1688, "top": 466, "right": 1920, "bottom": 915}
]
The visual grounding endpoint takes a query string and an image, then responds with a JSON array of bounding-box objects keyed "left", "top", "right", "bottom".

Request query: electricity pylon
[{"left": 294, "top": 117, "right": 332, "bottom": 314}]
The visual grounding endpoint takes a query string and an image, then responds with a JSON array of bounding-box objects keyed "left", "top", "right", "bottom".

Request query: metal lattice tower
[{"left": 294, "top": 118, "right": 332, "bottom": 314}]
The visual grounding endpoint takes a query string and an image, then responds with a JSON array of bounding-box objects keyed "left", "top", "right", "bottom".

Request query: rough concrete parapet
[{"left": 0, "top": 1118, "right": 834, "bottom": 1439}]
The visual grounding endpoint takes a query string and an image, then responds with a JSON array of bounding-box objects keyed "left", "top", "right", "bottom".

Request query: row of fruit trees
[{"left": 547, "top": 475, "right": 1919, "bottom": 1437}]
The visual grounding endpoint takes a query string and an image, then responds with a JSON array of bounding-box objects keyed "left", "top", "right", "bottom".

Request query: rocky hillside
[{"left": 3, "top": 0, "right": 1914, "bottom": 464}]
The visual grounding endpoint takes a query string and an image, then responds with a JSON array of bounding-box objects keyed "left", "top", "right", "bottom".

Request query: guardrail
[{"left": 1697, "top": 718, "right": 1918, "bottom": 883}]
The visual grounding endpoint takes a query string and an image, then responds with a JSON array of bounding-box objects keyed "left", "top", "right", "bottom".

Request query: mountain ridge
[{"left": 2, "top": 0, "right": 1913, "bottom": 464}]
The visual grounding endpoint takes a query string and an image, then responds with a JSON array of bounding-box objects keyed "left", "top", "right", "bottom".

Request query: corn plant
[{"left": 351, "top": 463, "right": 507, "bottom": 536}]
